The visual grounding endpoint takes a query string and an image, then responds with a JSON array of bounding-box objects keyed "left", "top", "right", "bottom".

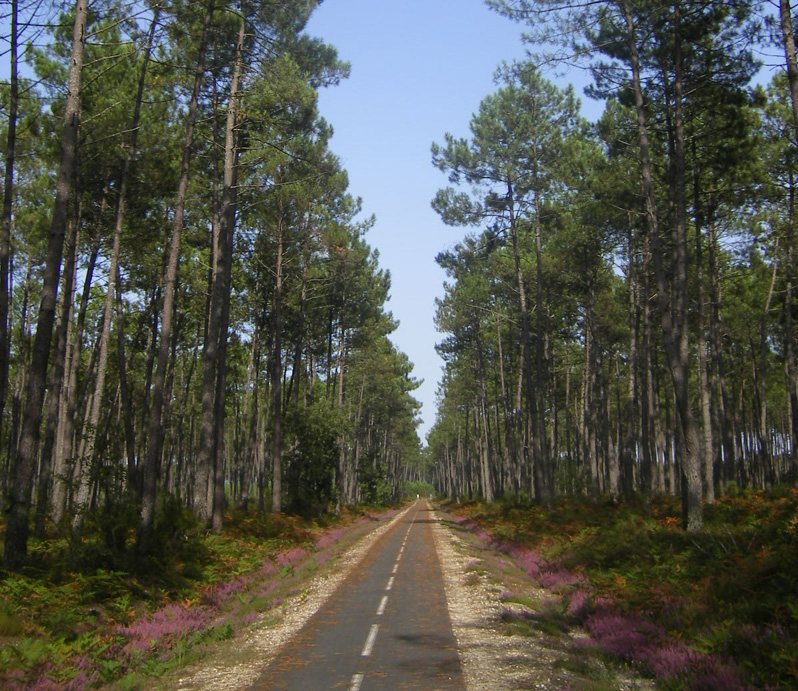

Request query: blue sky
[
  {"left": 304, "top": 1, "right": 597, "bottom": 440},
  {"left": 304, "top": 0, "right": 526, "bottom": 441}
]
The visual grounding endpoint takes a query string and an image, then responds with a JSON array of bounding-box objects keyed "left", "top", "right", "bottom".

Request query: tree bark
[
  {"left": 34, "top": 217, "right": 78, "bottom": 537},
  {"left": 194, "top": 10, "right": 245, "bottom": 527},
  {"left": 4, "top": 0, "right": 88, "bottom": 569},
  {"left": 780, "top": 1, "right": 798, "bottom": 482},
  {"left": 73, "top": 8, "right": 159, "bottom": 535},
  {"left": 138, "top": 0, "right": 215, "bottom": 556},
  {"left": 620, "top": 0, "right": 701, "bottom": 530},
  {"left": 693, "top": 152, "right": 715, "bottom": 503},
  {"left": 622, "top": 216, "right": 639, "bottom": 499},
  {"left": 0, "top": 0, "right": 19, "bottom": 443},
  {"left": 271, "top": 201, "right": 285, "bottom": 513},
  {"left": 786, "top": 170, "right": 798, "bottom": 482}
]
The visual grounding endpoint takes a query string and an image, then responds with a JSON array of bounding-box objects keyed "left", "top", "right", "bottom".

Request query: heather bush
[
  {"left": 1, "top": 500, "right": 387, "bottom": 688},
  {"left": 445, "top": 491, "right": 798, "bottom": 688}
]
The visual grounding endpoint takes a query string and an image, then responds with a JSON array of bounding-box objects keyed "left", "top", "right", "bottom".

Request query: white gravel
[
  {"left": 174, "top": 505, "right": 413, "bottom": 690},
  {"left": 172, "top": 502, "right": 654, "bottom": 690}
]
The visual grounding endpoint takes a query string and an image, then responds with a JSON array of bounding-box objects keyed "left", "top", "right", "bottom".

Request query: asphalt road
[{"left": 250, "top": 500, "right": 466, "bottom": 690}]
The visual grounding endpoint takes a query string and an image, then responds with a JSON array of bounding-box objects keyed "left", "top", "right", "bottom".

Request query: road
[{"left": 249, "top": 500, "right": 465, "bottom": 690}]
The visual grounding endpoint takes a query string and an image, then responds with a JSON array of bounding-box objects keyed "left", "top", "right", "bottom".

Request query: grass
[
  {"left": 0, "top": 499, "right": 395, "bottom": 690},
  {"left": 442, "top": 487, "right": 798, "bottom": 689}
]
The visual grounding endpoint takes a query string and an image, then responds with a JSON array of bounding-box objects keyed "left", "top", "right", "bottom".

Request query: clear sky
[{"left": 303, "top": 0, "right": 534, "bottom": 441}]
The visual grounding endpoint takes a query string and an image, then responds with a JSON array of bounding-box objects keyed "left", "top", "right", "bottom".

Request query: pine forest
[
  {"left": 3, "top": 0, "right": 798, "bottom": 687},
  {"left": 0, "top": 0, "right": 424, "bottom": 569},
  {"left": 429, "top": 0, "right": 798, "bottom": 529}
]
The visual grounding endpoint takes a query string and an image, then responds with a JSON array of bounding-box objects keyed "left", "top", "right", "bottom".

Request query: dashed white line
[
  {"left": 362, "top": 624, "right": 379, "bottom": 656},
  {"left": 350, "top": 673, "right": 364, "bottom": 690},
  {"left": 386, "top": 576, "right": 395, "bottom": 590},
  {"left": 392, "top": 563, "right": 398, "bottom": 574},
  {"left": 377, "top": 595, "right": 388, "bottom": 615}
]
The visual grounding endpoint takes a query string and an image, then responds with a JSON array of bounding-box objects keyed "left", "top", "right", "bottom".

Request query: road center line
[
  {"left": 377, "top": 595, "right": 388, "bottom": 615},
  {"left": 362, "top": 624, "right": 379, "bottom": 656},
  {"left": 386, "top": 575, "right": 395, "bottom": 590},
  {"left": 350, "top": 673, "right": 364, "bottom": 690},
  {"left": 392, "top": 563, "right": 398, "bottom": 574}
]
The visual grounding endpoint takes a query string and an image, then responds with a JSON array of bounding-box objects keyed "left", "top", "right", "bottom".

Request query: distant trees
[
  {"left": 430, "top": 0, "right": 796, "bottom": 530},
  {"left": 1, "top": 0, "right": 421, "bottom": 569}
]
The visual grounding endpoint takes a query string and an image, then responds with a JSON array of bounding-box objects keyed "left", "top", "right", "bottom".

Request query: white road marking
[
  {"left": 362, "top": 624, "right": 379, "bottom": 656},
  {"left": 377, "top": 595, "right": 388, "bottom": 615},
  {"left": 387, "top": 576, "right": 394, "bottom": 590},
  {"left": 350, "top": 673, "right": 364, "bottom": 690},
  {"left": 392, "top": 563, "right": 398, "bottom": 574}
]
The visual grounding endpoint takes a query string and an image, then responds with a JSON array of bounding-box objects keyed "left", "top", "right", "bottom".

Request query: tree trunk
[
  {"left": 51, "top": 219, "right": 103, "bottom": 524},
  {"left": 622, "top": 217, "right": 639, "bottom": 499},
  {"left": 0, "top": 0, "right": 18, "bottom": 443},
  {"left": 779, "top": 0, "right": 798, "bottom": 484},
  {"left": 4, "top": 0, "right": 87, "bottom": 569},
  {"left": 754, "top": 253, "right": 780, "bottom": 489},
  {"left": 194, "top": 10, "right": 245, "bottom": 527},
  {"left": 210, "top": 148, "right": 238, "bottom": 532},
  {"left": 138, "top": 0, "right": 215, "bottom": 556},
  {"left": 74, "top": 8, "right": 158, "bottom": 535},
  {"left": 271, "top": 202, "right": 285, "bottom": 513},
  {"left": 507, "top": 184, "right": 544, "bottom": 504},
  {"left": 694, "top": 154, "right": 715, "bottom": 504},
  {"left": 115, "top": 266, "right": 137, "bottom": 487},
  {"left": 34, "top": 217, "right": 78, "bottom": 537},
  {"left": 532, "top": 191, "right": 553, "bottom": 507},
  {"left": 621, "top": 0, "right": 701, "bottom": 530},
  {"left": 786, "top": 170, "right": 798, "bottom": 481}
]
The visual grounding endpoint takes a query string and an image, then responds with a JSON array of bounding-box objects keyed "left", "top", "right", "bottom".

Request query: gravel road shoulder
[
  {"left": 169, "top": 502, "right": 654, "bottom": 690},
  {"left": 430, "top": 506, "right": 655, "bottom": 690},
  {"left": 171, "top": 505, "right": 413, "bottom": 690}
]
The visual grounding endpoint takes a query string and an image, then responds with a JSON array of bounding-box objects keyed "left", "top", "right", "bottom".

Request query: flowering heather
[
  {"left": 277, "top": 546, "right": 308, "bottom": 568},
  {"left": 203, "top": 578, "right": 246, "bottom": 607},
  {"left": 642, "top": 641, "right": 701, "bottom": 679},
  {"left": 584, "top": 609, "right": 662, "bottom": 661},
  {"left": 688, "top": 656, "right": 746, "bottom": 690},
  {"left": 458, "top": 519, "right": 491, "bottom": 542},
  {"left": 497, "top": 543, "right": 543, "bottom": 580},
  {"left": 73, "top": 654, "right": 94, "bottom": 671},
  {"left": 538, "top": 566, "right": 585, "bottom": 591},
  {"left": 315, "top": 527, "right": 346, "bottom": 551},
  {"left": 260, "top": 559, "right": 277, "bottom": 576},
  {"left": 582, "top": 609, "right": 747, "bottom": 689},
  {"left": 255, "top": 580, "right": 278, "bottom": 599},
  {"left": 26, "top": 673, "right": 96, "bottom": 691},
  {"left": 565, "top": 588, "right": 591, "bottom": 621},
  {"left": 116, "top": 602, "right": 208, "bottom": 652},
  {"left": 241, "top": 611, "right": 259, "bottom": 627}
]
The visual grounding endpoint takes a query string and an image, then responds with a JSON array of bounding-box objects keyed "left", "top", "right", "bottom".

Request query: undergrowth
[
  {"left": 0, "top": 496, "right": 389, "bottom": 690},
  {"left": 444, "top": 487, "right": 798, "bottom": 690}
]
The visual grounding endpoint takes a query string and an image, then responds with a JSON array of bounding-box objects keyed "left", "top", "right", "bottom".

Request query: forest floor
[{"left": 1, "top": 489, "right": 796, "bottom": 689}]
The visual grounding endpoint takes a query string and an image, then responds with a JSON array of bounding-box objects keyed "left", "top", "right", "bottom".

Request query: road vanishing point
[{"left": 250, "top": 500, "right": 466, "bottom": 690}]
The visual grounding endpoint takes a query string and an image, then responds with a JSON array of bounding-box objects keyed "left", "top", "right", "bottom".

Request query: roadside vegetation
[
  {"left": 0, "top": 499, "right": 400, "bottom": 690},
  {"left": 441, "top": 489, "right": 798, "bottom": 690}
]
